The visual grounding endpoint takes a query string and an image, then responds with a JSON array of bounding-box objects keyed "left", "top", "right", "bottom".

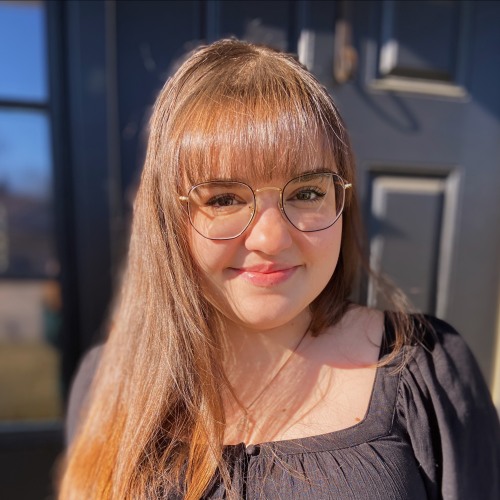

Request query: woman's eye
[
  {"left": 290, "top": 188, "right": 325, "bottom": 202},
  {"left": 206, "top": 194, "right": 242, "bottom": 207}
]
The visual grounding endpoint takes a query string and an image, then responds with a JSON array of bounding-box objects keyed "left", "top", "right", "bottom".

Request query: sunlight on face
[{"left": 188, "top": 170, "right": 343, "bottom": 332}]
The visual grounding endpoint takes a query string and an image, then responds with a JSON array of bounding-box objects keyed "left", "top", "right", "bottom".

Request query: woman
[{"left": 60, "top": 39, "right": 500, "bottom": 499}]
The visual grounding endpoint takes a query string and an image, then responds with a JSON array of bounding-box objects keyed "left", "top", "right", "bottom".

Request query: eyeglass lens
[{"left": 187, "top": 173, "right": 346, "bottom": 239}]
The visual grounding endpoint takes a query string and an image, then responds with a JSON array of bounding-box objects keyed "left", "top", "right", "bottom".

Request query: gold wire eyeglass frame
[{"left": 179, "top": 172, "right": 352, "bottom": 240}]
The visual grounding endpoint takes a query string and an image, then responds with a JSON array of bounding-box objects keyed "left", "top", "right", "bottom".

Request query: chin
[
  {"left": 235, "top": 317, "right": 297, "bottom": 332},
  {"left": 230, "top": 303, "right": 311, "bottom": 331},
  {"left": 207, "top": 284, "right": 317, "bottom": 331}
]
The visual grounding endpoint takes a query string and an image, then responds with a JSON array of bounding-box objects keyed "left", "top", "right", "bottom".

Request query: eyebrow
[
  {"left": 206, "top": 168, "right": 336, "bottom": 184},
  {"left": 287, "top": 169, "right": 337, "bottom": 183}
]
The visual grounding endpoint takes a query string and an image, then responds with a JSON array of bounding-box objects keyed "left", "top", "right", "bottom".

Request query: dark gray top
[{"left": 66, "top": 316, "right": 500, "bottom": 499}]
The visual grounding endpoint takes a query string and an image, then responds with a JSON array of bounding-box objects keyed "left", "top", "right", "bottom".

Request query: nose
[{"left": 244, "top": 195, "right": 293, "bottom": 255}]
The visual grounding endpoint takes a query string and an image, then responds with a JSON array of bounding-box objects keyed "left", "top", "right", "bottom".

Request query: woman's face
[{"left": 188, "top": 173, "right": 343, "bottom": 332}]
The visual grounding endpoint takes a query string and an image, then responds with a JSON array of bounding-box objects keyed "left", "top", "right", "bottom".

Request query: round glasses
[{"left": 179, "top": 172, "right": 352, "bottom": 240}]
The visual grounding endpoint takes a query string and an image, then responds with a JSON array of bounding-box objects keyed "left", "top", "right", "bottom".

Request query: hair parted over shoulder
[{"left": 59, "top": 39, "right": 416, "bottom": 500}]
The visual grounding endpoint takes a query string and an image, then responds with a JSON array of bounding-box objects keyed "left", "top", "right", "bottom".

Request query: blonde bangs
[{"left": 170, "top": 54, "right": 340, "bottom": 188}]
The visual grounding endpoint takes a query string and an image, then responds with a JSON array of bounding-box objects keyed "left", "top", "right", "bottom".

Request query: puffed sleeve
[
  {"left": 65, "top": 344, "right": 103, "bottom": 446},
  {"left": 397, "top": 316, "right": 500, "bottom": 500}
]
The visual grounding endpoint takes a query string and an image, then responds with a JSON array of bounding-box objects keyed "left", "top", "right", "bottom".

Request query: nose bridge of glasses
[
  {"left": 252, "top": 186, "right": 284, "bottom": 214},
  {"left": 254, "top": 186, "right": 282, "bottom": 194}
]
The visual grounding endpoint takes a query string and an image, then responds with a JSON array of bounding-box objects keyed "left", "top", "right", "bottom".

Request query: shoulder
[
  {"left": 405, "top": 315, "right": 484, "bottom": 387},
  {"left": 395, "top": 314, "right": 499, "bottom": 435},
  {"left": 396, "top": 314, "right": 485, "bottom": 394},
  {"left": 414, "top": 314, "right": 463, "bottom": 351},
  {"left": 384, "top": 312, "right": 476, "bottom": 367},
  {"left": 65, "top": 344, "right": 104, "bottom": 445},
  {"left": 394, "top": 314, "right": 500, "bottom": 498}
]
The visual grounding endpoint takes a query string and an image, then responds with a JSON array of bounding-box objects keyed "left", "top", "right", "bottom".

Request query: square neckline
[{"left": 224, "top": 312, "right": 402, "bottom": 455}]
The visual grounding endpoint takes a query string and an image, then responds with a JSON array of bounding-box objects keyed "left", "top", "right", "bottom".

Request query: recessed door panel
[{"left": 368, "top": 170, "right": 461, "bottom": 318}]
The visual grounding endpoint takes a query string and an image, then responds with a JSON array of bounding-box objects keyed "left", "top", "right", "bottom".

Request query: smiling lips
[{"left": 229, "top": 265, "right": 299, "bottom": 287}]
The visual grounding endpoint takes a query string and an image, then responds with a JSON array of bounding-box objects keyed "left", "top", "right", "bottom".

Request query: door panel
[
  {"left": 375, "top": 0, "right": 468, "bottom": 87},
  {"left": 368, "top": 172, "right": 451, "bottom": 315}
]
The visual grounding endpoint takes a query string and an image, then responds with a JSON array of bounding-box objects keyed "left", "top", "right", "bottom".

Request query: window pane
[
  {"left": 0, "top": 280, "right": 62, "bottom": 421},
  {"left": 0, "top": 109, "right": 56, "bottom": 278},
  {"left": 0, "top": 0, "right": 48, "bottom": 102},
  {"left": 0, "top": 1, "right": 60, "bottom": 425}
]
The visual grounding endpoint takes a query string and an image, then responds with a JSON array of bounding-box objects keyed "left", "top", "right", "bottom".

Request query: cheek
[
  {"left": 188, "top": 228, "right": 236, "bottom": 276},
  {"left": 188, "top": 230, "right": 210, "bottom": 272},
  {"left": 320, "top": 225, "right": 342, "bottom": 283},
  {"left": 325, "top": 221, "right": 343, "bottom": 261},
  {"left": 188, "top": 230, "right": 216, "bottom": 275},
  {"left": 187, "top": 229, "right": 240, "bottom": 316},
  {"left": 303, "top": 218, "right": 342, "bottom": 269}
]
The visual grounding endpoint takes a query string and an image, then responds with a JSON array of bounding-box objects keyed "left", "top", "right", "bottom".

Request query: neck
[{"left": 222, "top": 309, "right": 312, "bottom": 395}]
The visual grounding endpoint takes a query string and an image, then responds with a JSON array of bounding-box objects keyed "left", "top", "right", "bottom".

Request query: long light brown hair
[{"left": 59, "top": 39, "right": 416, "bottom": 499}]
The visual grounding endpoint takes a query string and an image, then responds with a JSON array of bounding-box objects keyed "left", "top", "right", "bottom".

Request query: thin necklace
[{"left": 236, "top": 326, "right": 310, "bottom": 436}]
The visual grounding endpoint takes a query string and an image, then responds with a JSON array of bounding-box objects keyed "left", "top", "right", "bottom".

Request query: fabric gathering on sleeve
[{"left": 396, "top": 316, "right": 500, "bottom": 500}]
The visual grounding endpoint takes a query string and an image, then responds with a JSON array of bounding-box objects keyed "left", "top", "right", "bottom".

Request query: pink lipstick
[{"left": 230, "top": 265, "right": 299, "bottom": 287}]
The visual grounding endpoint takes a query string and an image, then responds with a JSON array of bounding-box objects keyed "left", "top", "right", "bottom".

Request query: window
[{"left": 0, "top": 0, "right": 61, "bottom": 422}]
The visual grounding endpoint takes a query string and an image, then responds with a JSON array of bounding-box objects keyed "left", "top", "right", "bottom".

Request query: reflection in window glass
[
  {"left": 0, "top": 280, "right": 62, "bottom": 421},
  {"left": 0, "top": 109, "right": 56, "bottom": 278},
  {"left": 0, "top": 1, "right": 47, "bottom": 102}
]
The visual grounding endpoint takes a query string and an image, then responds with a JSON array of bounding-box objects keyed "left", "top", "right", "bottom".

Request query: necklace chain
[{"left": 236, "top": 326, "right": 309, "bottom": 435}]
